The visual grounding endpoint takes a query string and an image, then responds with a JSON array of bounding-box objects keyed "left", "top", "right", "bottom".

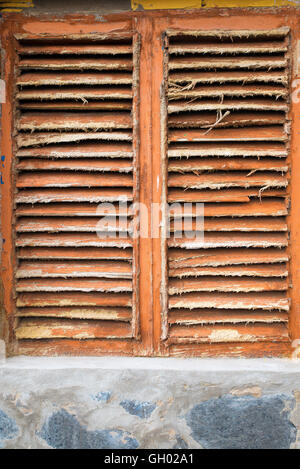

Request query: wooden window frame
[{"left": 1, "top": 8, "right": 300, "bottom": 357}]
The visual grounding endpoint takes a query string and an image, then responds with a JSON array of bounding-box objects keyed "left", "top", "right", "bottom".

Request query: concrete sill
[{"left": 1, "top": 356, "right": 300, "bottom": 372}]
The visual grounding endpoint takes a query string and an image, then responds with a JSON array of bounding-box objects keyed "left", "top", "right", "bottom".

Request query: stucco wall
[{"left": 0, "top": 357, "right": 300, "bottom": 449}]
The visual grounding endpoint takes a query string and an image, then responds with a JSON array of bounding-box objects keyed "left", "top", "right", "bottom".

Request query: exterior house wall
[
  {"left": 0, "top": 357, "right": 300, "bottom": 449},
  {"left": 1, "top": 0, "right": 300, "bottom": 449}
]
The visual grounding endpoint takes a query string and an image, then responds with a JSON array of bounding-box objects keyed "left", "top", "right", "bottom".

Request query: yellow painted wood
[
  {"left": 0, "top": 0, "right": 33, "bottom": 9},
  {"left": 131, "top": 0, "right": 300, "bottom": 10},
  {"left": 0, "top": 0, "right": 32, "bottom": 3}
]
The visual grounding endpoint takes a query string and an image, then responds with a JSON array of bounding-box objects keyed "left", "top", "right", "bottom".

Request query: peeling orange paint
[
  {"left": 1, "top": 8, "right": 300, "bottom": 357},
  {"left": 131, "top": 0, "right": 300, "bottom": 10}
]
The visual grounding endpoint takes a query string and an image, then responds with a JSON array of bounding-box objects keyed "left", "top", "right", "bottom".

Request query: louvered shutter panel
[
  {"left": 14, "top": 33, "right": 140, "bottom": 342},
  {"left": 164, "top": 28, "right": 290, "bottom": 345}
]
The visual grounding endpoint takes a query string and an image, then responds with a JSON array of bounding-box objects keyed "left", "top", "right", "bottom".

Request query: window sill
[{"left": 1, "top": 355, "right": 299, "bottom": 372}]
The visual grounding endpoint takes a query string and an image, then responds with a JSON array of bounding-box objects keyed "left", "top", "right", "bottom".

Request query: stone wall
[{"left": 0, "top": 357, "right": 299, "bottom": 449}]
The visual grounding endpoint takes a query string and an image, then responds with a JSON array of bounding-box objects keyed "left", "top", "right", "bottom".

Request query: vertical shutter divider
[
  {"left": 131, "top": 32, "right": 141, "bottom": 339},
  {"left": 161, "top": 32, "right": 170, "bottom": 341}
]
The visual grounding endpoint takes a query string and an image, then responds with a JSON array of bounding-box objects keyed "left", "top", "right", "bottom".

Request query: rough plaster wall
[{"left": 0, "top": 358, "right": 299, "bottom": 449}]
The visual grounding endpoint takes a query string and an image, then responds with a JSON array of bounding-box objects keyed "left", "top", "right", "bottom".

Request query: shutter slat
[
  {"left": 168, "top": 324, "right": 289, "bottom": 342},
  {"left": 16, "top": 233, "right": 133, "bottom": 248},
  {"left": 169, "top": 263, "right": 288, "bottom": 278},
  {"left": 168, "top": 126, "right": 287, "bottom": 142},
  {"left": 170, "top": 217, "right": 287, "bottom": 232},
  {"left": 15, "top": 319, "right": 132, "bottom": 340},
  {"left": 168, "top": 85, "right": 288, "bottom": 100},
  {"left": 168, "top": 189, "right": 286, "bottom": 203},
  {"left": 17, "top": 87, "right": 132, "bottom": 101},
  {"left": 169, "top": 200, "right": 288, "bottom": 218},
  {"left": 169, "top": 40, "right": 288, "bottom": 55},
  {"left": 18, "top": 112, "right": 132, "bottom": 131},
  {"left": 16, "top": 292, "right": 132, "bottom": 307},
  {"left": 17, "top": 159, "right": 133, "bottom": 172},
  {"left": 19, "top": 101, "right": 133, "bottom": 111},
  {"left": 16, "top": 306, "right": 132, "bottom": 321},
  {"left": 18, "top": 44, "right": 132, "bottom": 55},
  {"left": 168, "top": 99, "right": 288, "bottom": 113},
  {"left": 17, "top": 131, "right": 132, "bottom": 148},
  {"left": 168, "top": 277, "right": 288, "bottom": 294},
  {"left": 16, "top": 278, "right": 132, "bottom": 292},
  {"left": 168, "top": 172, "right": 287, "bottom": 189},
  {"left": 17, "top": 247, "right": 132, "bottom": 260},
  {"left": 168, "top": 112, "right": 286, "bottom": 129},
  {"left": 169, "top": 70, "right": 288, "bottom": 85},
  {"left": 168, "top": 248, "right": 288, "bottom": 267},
  {"left": 16, "top": 217, "right": 131, "bottom": 233},
  {"left": 19, "top": 57, "right": 133, "bottom": 70},
  {"left": 169, "top": 56, "right": 287, "bottom": 70},
  {"left": 17, "top": 72, "right": 133, "bottom": 86},
  {"left": 168, "top": 157, "right": 288, "bottom": 172},
  {"left": 17, "top": 172, "right": 133, "bottom": 188},
  {"left": 17, "top": 260, "right": 132, "bottom": 278},
  {"left": 167, "top": 27, "right": 290, "bottom": 38},
  {"left": 17, "top": 142, "right": 133, "bottom": 158},
  {"left": 168, "top": 232, "right": 288, "bottom": 249},
  {"left": 168, "top": 309, "right": 288, "bottom": 324},
  {"left": 16, "top": 188, "right": 133, "bottom": 203},
  {"left": 168, "top": 142, "right": 287, "bottom": 157},
  {"left": 169, "top": 292, "right": 289, "bottom": 311},
  {"left": 16, "top": 203, "right": 132, "bottom": 217}
]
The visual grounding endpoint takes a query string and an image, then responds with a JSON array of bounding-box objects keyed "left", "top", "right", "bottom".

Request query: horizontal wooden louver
[
  {"left": 14, "top": 33, "right": 140, "bottom": 342},
  {"left": 164, "top": 28, "right": 291, "bottom": 346}
]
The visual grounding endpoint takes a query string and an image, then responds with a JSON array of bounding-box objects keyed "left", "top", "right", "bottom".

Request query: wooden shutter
[
  {"left": 13, "top": 33, "right": 140, "bottom": 344},
  {"left": 163, "top": 28, "right": 291, "bottom": 346}
]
